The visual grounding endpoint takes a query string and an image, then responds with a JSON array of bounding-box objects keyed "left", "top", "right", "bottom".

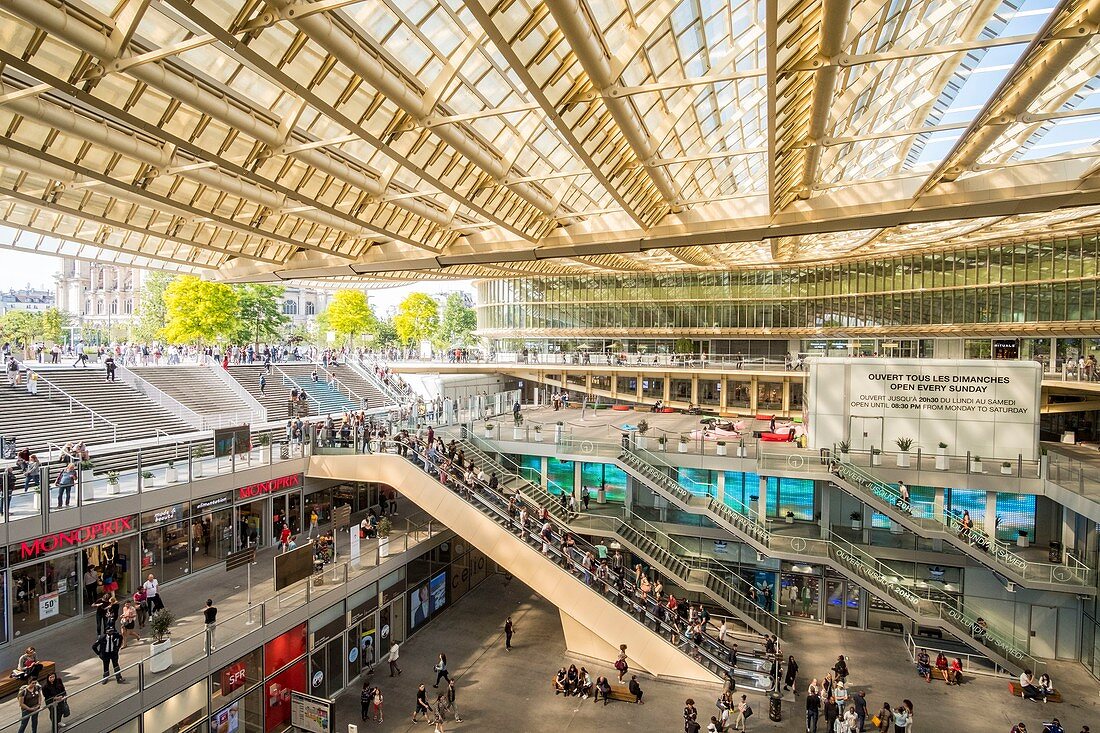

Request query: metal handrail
[
  {"left": 203, "top": 359, "right": 269, "bottom": 422},
  {"left": 29, "top": 368, "right": 118, "bottom": 443},
  {"left": 276, "top": 365, "right": 323, "bottom": 413},
  {"left": 116, "top": 365, "right": 207, "bottom": 431}
]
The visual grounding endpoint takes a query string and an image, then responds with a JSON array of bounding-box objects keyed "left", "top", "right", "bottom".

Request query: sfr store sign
[
  {"left": 15, "top": 516, "right": 137, "bottom": 562},
  {"left": 237, "top": 474, "right": 301, "bottom": 500}
]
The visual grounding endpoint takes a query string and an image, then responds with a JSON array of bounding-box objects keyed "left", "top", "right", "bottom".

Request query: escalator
[
  {"left": 457, "top": 434, "right": 782, "bottom": 638},
  {"left": 309, "top": 449, "right": 775, "bottom": 689},
  {"left": 616, "top": 445, "right": 1040, "bottom": 674}
]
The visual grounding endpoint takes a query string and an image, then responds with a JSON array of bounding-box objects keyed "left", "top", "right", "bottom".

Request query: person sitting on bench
[
  {"left": 594, "top": 676, "right": 612, "bottom": 705},
  {"left": 553, "top": 668, "right": 567, "bottom": 695},
  {"left": 628, "top": 675, "right": 644, "bottom": 704},
  {"left": 948, "top": 657, "right": 963, "bottom": 686},
  {"left": 1019, "top": 669, "right": 1045, "bottom": 701},
  {"left": 1038, "top": 672, "right": 1055, "bottom": 697},
  {"left": 935, "top": 652, "right": 950, "bottom": 683},
  {"left": 915, "top": 651, "right": 931, "bottom": 682},
  {"left": 565, "top": 665, "right": 579, "bottom": 696}
]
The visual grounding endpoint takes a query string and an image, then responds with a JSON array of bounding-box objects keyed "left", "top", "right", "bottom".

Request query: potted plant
[
  {"left": 971, "top": 455, "right": 984, "bottom": 473},
  {"left": 935, "top": 442, "right": 949, "bottom": 470},
  {"left": 107, "top": 471, "right": 120, "bottom": 495},
  {"left": 636, "top": 420, "right": 649, "bottom": 450},
  {"left": 1017, "top": 529, "right": 1030, "bottom": 548},
  {"left": 148, "top": 608, "right": 177, "bottom": 673},
  {"left": 657, "top": 436, "right": 668, "bottom": 452},
  {"left": 554, "top": 421, "right": 565, "bottom": 443},
  {"left": 79, "top": 459, "right": 94, "bottom": 485},
  {"left": 677, "top": 435, "right": 688, "bottom": 453},
  {"left": 191, "top": 446, "right": 205, "bottom": 478},
  {"left": 736, "top": 438, "right": 747, "bottom": 458},
  {"left": 850, "top": 510, "right": 862, "bottom": 531},
  {"left": 785, "top": 510, "right": 795, "bottom": 525},
  {"left": 484, "top": 422, "right": 495, "bottom": 436},
  {"left": 895, "top": 437, "right": 913, "bottom": 468},
  {"left": 165, "top": 460, "right": 178, "bottom": 484},
  {"left": 533, "top": 424, "right": 543, "bottom": 442},
  {"left": 838, "top": 440, "right": 851, "bottom": 464},
  {"left": 1001, "top": 460, "right": 1012, "bottom": 475},
  {"left": 871, "top": 447, "right": 882, "bottom": 467},
  {"left": 141, "top": 470, "right": 154, "bottom": 488},
  {"left": 257, "top": 432, "right": 272, "bottom": 462},
  {"left": 377, "top": 517, "right": 393, "bottom": 558},
  {"left": 716, "top": 440, "right": 727, "bottom": 456}
]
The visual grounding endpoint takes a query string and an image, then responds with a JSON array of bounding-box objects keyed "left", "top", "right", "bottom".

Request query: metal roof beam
[
  {"left": 462, "top": 0, "right": 655, "bottom": 230},
  {"left": 916, "top": 0, "right": 1100, "bottom": 195},
  {"left": 547, "top": 0, "right": 683, "bottom": 207}
]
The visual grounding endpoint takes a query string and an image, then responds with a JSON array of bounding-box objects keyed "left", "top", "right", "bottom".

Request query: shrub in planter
[
  {"left": 141, "top": 470, "right": 154, "bottom": 487},
  {"left": 894, "top": 437, "right": 914, "bottom": 452},
  {"left": 849, "top": 510, "right": 862, "bottom": 529},
  {"left": 785, "top": 511, "right": 795, "bottom": 524},
  {"left": 378, "top": 517, "right": 394, "bottom": 557},
  {"left": 838, "top": 440, "right": 851, "bottom": 463},
  {"left": 107, "top": 471, "right": 120, "bottom": 494}
]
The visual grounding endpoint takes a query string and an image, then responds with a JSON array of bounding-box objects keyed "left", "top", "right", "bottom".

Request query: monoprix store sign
[
  {"left": 237, "top": 474, "right": 302, "bottom": 500},
  {"left": 16, "top": 516, "right": 137, "bottom": 562}
]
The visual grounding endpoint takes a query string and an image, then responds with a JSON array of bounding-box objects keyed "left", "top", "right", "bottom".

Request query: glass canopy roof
[{"left": 0, "top": 0, "right": 1098, "bottom": 282}]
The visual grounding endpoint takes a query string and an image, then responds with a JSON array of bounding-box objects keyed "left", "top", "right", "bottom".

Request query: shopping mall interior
[{"left": 2, "top": 0, "right": 1100, "bottom": 731}]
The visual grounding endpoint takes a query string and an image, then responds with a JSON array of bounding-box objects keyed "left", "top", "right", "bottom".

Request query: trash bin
[
  {"left": 768, "top": 691, "right": 782, "bottom": 722},
  {"left": 1049, "top": 541, "right": 1063, "bottom": 563}
]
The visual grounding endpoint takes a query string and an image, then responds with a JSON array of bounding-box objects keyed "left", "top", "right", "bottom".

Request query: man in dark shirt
[
  {"left": 806, "top": 691, "right": 821, "bottom": 733},
  {"left": 628, "top": 675, "right": 644, "bottom": 704},
  {"left": 204, "top": 599, "right": 218, "bottom": 651},
  {"left": 853, "top": 690, "right": 868, "bottom": 731},
  {"left": 92, "top": 626, "right": 125, "bottom": 684}
]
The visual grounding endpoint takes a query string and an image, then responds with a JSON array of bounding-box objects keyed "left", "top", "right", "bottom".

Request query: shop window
[
  {"left": 757, "top": 382, "right": 783, "bottom": 410},
  {"left": 264, "top": 659, "right": 306, "bottom": 733},
  {"left": 677, "top": 468, "right": 716, "bottom": 498},
  {"left": 728, "top": 381, "right": 751, "bottom": 408},
  {"left": 211, "top": 648, "right": 263, "bottom": 706},
  {"left": 547, "top": 458, "right": 574, "bottom": 496},
  {"left": 143, "top": 678, "right": 206, "bottom": 733},
  {"left": 264, "top": 623, "right": 307, "bottom": 676},
  {"left": 12, "top": 554, "right": 78, "bottom": 638},
  {"left": 141, "top": 518, "right": 191, "bottom": 583},
  {"left": 995, "top": 492, "right": 1036, "bottom": 542},
  {"left": 209, "top": 684, "right": 262, "bottom": 733},
  {"left": 581, "top": 462, "right": 626, "bottom": 502},
  {"left": 191, "top": 507, "right": 234, "bottom": 574}
]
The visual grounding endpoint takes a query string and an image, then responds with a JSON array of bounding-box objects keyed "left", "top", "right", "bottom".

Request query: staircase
[
  {"left": 459, "top": 433, "right": 782, "bottom": 638},
  {"left": 617, "top": 445, "right": 1040, "bottom": 674},
  {"left": 225, "top": 365, "right": 297, "bottom": 419},
  {"left": 127, "top": 366, "right": 257, "bottom": 426},
  {"left": 822, "top": 458, "right": 1094, "bottom": 594},
  {"left": 6, "top": 367, "right": 193, "bottom": 450}
]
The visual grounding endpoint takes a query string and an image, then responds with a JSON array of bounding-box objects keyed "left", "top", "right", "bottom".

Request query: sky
[{"left": 0, "top": 249, "right": 476, "bottom": 312}]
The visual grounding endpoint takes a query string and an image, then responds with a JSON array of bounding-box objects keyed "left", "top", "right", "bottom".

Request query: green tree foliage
[
  {"left": 374, "top": 319, "right": 399, "bottom": 348},
  {"left": 162, "top": 276, "right": 240, "bottom": 343},
  {"left": 393, "top": 292, "right": 439, "bottom": 346},
  {"left": 39, "top": 308, "right": 70, "bottom": 344},
  {"left": 132, "top": 272, "right": 174, "bottom": 342},
  {"left": 434, "top": 292, "right": 477, "bottom": 348},
  {"left": 319, "top": 290, "right": 377, "bottom": 344},
  {"left": 0, "top": 311, "right": 40, "bottom": 354},
  {"left": 233, "top": 284, "right": 289, "bottom": 344}
]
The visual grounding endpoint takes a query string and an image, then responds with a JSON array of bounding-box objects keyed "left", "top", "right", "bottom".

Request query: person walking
[
  {"left": 733, "top": 694, "right": 751, "bottom": 731},
  {"left": 433, "top": 653, "right": 450, "bottom": 687},
  {"left": 17, "top": 677, "right": 43, "bottom": 733},
  {"left": 615, "top": 644, "right": 629, "bottom": 682},
  {"left": 119, "top": 601, "right": 139, "bottom": 649},
  {"left": 360, "top": 681, "right": 374, "bottom": 722},
  {"left": 852, "top": 691, "right": 868, "bottom": 732},
  {"left": 446, "top": 679, "right": 462, "bottom": 722},
  {"left": 388, "top": 640, "right": 402, "bottom": 676},
  {"left": 41, "top": 671, "right": 68, "bottom": 731},
  {"left": 411, "top": 683, "right": 431, "bottom": 722},
  {"left": 203, "top": 599, "right": 218, "bottom": 651},
  {"left": 504, "top": 616, "right": 514, "bottom": 650},
  {"left": 784, "top": 655, "right": 799, "bottom": 693},
  {"left": 259, "top": 373, "right": 267, "bottom": 396},
  {"left": 92, "top": 626, "right": 125, "bottom": 684},
  {"left": 143, "top": 574, "right": 164, "bottom": 613},
  {"left": 806, "top": 689, "right": 821, "bottom": 733},
  {"left": 875, "top": 702, "right": 893, "bottom": 733}
]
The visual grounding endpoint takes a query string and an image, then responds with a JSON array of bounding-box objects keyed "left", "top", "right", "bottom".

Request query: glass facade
[{"left": 477, "top": 235, "right": 1100, "bottom": 338}]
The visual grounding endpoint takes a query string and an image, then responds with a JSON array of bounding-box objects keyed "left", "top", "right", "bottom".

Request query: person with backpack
[
  {"left": 17, "top": 676, "right": 43, "bottom": 733},
  {"left": 360, "top": 681, "right": 374, "bottom": 722}
]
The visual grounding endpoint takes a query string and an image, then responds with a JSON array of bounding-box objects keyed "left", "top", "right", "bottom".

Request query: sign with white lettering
[{"left": 808, "top": 358, "right": 1040, "bottom": 459}]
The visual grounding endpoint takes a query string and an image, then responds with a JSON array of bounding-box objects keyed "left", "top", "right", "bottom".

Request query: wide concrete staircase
[
  {"left": 4, "top": 366, "right": 192, "bottom": 451},
  {"left": 128, "top": 366, "right": 256, "bottom": 422},
  {"left": 226, "top": 365, "right": 297, "bottom": 420}
]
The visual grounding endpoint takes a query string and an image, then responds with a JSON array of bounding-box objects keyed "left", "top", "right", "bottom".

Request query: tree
[
  {"left": 39, "top": 308, "right": 70, "bottom": 344},
  {"left": 0, "top": 311, "right": 40, "bottom": 355},
  {"left": 320, "top": 290, "right": 377, "bottom": 344},
  {"left": 233, "top": 284, "right": 289, "bottom": 345},
  {"left": 162, "top": 276, "right": 240, "bottom": 343},
  {"left": 374, "top": 319, "right": 399, "bottom": 348},
  {"left": 434, "top": 292, "right": 477, "bottom": 348},
  {"left": 132, "top": 272, "right": 174, "bottom": 342},
  {"left": 393, "top": 292, "right": 439, "bottom": 346}
]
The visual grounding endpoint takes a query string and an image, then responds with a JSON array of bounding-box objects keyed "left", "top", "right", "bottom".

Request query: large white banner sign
[{"left": 807, "top": 358, "right": 1041, "bottom": 460}]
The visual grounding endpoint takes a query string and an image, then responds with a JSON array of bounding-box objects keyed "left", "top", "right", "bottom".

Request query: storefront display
[
  {"left": 142, "top": 503, "right": 192, "bottom": 583},
  {"left": 144, "top": 678, "right": 207, "bottom": 733}
]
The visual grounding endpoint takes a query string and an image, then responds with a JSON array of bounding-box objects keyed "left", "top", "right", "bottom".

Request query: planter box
[
  {"left": 935, "top": 455, "right": 948, "bottom": 470},
  {"left": 193, "top": 462, "right": 204, "bottom": 479},
  {"left": 485, "top": 427, "right": 495, "bottom": 437},
  {"left": 896, "top": 453, "right": 911, "bottom": 468},
  {"left": 109, "top": 481, "right": 121, "bottom": 495},
  {"left": 871, "top": 454, "right": 882, "bottom": 466},
  {"left": 1017, "top": 535, "right": 1029, "bottom": 548},
  {"left": 851, "top": 520, "right": 862, "bottom": 531},
  {"left": 736, "top": 446, "right": 747, "bottom": 458},
  {"left": 972, "top": 461, "right": 984, "bottom": 473},
  {"left": 597, "top": 487, "right": 606, "bottom": 504},
  {"left": 677, "top": 443, "right": 688, "bottom": 453},
  {"left": 635, "top": 436, "right": 648, "bottom": 450},
  {"left": 533, "top": 432, "right": 543, "bottom": 442},
  {"left": 785, "top": 516, "right": 794, "bottom": 524},
  {"left": 716, "top": 445, "right": 727, "bottom": 456},
  {"left": 149, "top": 640, "right": 173, "bottom": 673},
  {"left": 378, "top": 537, "right": 390, "bottom": 558},
  {"left": 165, "top": 467, "right": 178, "bottom": 484},
  {"left": 513, "top": 428, "right": 523, "bottom": 440}
]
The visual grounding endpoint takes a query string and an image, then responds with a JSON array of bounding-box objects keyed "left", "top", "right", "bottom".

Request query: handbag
[
  {"left": 871, "top": 715, "right": 881, "bottom": 728},
  {"left": 744, "top": 705, "right": 753, "bottom": 718},
  {"left": 614, "top": 659, "right": 626, "bottom": 671}
]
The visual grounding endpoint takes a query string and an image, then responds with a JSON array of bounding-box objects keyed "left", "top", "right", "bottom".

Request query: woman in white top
[{"left": 893, "top": 703, "right": 910, "bottom": 732}]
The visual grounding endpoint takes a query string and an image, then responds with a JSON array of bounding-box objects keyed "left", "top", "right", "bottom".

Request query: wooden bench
[
  {"left": 1008, "top": 682, "right": 1061, "bottom": 703},
  {"left": 550, "top": 678, "right": 636, "bottom": 703},
  {"left": 0, "top": 661, "right": 56, "bottom": 698}
]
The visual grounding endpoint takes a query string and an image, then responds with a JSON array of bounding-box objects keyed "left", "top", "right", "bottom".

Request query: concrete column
[
  {"left": 717, "top": 471, "right": 726, "bottom": 507},
  {"left": 662, "top": 375, "right": 670, "bottom": 404},
  {"left": 818, "top": 480, "right": 831, "bottom": 539},
  {"left": 750, "top": 377, "right": 758, "bottom": 414},
  {"left": 720, "top": 376, "right": 729, "bottom": 413},
  {"left": 782, "top": 380, "right": 791, "bottom": 417},
  {"left": 690, "top": 374, "right": 699, "bottom": 405},
  {"left": 985, "top": 491, "right": 998, "bottom": 536},
  {"left": 635, "top": 373, "right": 643, "bottom": 403}
]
